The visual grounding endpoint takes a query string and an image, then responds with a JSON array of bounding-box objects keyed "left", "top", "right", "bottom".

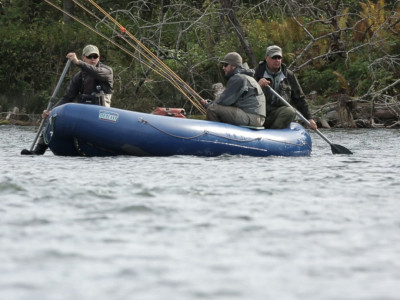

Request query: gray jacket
[{"left": 215, "top": 67, "right": 266, "bottom": 117}]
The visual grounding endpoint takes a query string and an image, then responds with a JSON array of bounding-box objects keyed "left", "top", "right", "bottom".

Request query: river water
[{"left": 1, "top": 125, "right": 399, "bottom": 300}]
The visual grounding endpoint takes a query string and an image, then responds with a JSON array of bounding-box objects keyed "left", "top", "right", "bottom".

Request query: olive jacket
[{"left": 254, "top": 61, "right": 311, "bottom": 119}]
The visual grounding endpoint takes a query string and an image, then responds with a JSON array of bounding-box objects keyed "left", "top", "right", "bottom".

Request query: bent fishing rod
[{"left": 44, "top": 0, "right": 206, "bottom": 115}]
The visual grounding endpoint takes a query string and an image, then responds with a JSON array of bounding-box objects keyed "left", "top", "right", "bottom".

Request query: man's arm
[
  {"left": 289, "top": 74, "right": 310, "bottom": 119},
  {"left": 216, "top": 75, "right": 245, "bottom": 106},
  {"left": 289, "top": 73, "right": 318, "bottom": 130},
  {"left": 78, "top": 61, "right": 113, "bottom": 82},
  {"left": 41, "top": 73, "right": 81, "bottom": 119}
]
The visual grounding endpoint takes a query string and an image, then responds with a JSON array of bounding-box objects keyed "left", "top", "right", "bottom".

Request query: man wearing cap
[
  {"left": 24, "top": 45, "right": 114, "bottom": 155},
  {"left": 51, "top": 44, "right": 113, "bottom": 109},
  {"left": 201, "top": 52, "right": 266, "bottom": 127},
  {"left": 254, "top": 45, "right": 317, "bottom": 130}
]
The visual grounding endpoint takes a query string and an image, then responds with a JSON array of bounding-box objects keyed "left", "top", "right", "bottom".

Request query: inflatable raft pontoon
[{"left": 43, "top": 103, "right": 312, "bottom": 157}]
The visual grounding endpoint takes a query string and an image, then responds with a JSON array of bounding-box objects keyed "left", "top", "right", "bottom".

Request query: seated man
[
  {"left": 255, "top": 45, "right": 317, "bottom": 130},
  {"left": 201, "top": 52, "right": 265, "bottom": 127}
]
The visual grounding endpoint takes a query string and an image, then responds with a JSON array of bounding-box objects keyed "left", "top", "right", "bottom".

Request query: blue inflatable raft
[{"left": 43, "top": 103, "right": 312, "bottom": 157}]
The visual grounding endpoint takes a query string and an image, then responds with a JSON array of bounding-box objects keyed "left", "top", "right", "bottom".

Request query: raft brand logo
[{"left": 99, "top": 110, "right": 119, "bottom": 122}]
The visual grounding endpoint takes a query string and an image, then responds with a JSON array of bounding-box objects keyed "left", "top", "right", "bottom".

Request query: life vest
[
  {"left": 79, "top": 86, "right": 106, "bottom": 106},
  {"left": 78, "top": 71, "right": 106, "bottom": 106}
]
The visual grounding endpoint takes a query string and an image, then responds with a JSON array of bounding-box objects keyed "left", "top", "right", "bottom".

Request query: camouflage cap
[{"left": 82, "top": 45, "right": 99, "bottom": 57}]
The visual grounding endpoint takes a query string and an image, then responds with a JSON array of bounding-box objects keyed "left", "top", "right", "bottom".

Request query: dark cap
[{"left": 220, "top": 52, "right": 242, "bottom": 67}]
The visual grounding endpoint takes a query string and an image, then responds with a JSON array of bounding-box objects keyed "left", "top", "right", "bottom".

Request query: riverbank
[
  {"left": 0, "top": 108, "right": 41, "bottom": 126},
  {"left": 1, "top": 94, "right": 400, "bottom": 128},
  {"left": 311, "top": 94, "right": 400, "bottom": 129}
]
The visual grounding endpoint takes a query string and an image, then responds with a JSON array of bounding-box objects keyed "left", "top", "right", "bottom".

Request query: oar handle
[{"left": 29, "top": 60, "right": 72, "bottom": 151}]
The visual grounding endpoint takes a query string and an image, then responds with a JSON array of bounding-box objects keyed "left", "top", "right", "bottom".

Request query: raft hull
[{"left": 43, "top": 103, "right": 312, "bottom": 157}]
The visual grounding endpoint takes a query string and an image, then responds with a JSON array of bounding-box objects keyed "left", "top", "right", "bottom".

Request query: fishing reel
[{"left": 79, "top": 86, "right": 105, "bottom": 106}]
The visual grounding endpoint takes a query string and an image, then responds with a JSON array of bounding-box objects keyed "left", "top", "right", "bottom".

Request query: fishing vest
[{"left": 77, "top": 72, "right": 110, "bottom": 106}]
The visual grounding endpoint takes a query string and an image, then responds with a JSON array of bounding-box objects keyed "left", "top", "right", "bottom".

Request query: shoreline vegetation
[
  {"left": 1, "top": 1, "right": 399, "bottom": 129},
  {"left": 2, "top": 90, "right": 399, "bottom": 128}
]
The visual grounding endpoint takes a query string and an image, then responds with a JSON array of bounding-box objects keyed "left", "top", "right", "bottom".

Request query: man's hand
[
  {"left": 66, "top": 52, "right": 79, "bottom": 65},
  {"left": 258, "top": 78, "right": 271, "bottom": 87},
  {"left": 42, "top": 110, "right": 50, "bottom": 119},
  {"left": 201, "top": 99, "right": 212, "bottom": 107},
  {"left": 308, "top": 119, "right": 318, "bottom": 130}
]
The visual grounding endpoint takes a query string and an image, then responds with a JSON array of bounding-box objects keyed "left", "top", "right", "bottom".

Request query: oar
[
  {"left": 266, "top": 85, "right": 353, "bottom": 155},
  {"left": 21, "top": 59, "right": 72, "bottom": 155}
]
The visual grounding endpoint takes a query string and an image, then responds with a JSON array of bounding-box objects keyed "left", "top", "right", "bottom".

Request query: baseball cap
[
  {"left": 266, "top": 45, "right": 282, "bottom": 57},
  {"left": 220, "top": 52, "right": 242, "bottom": 67},
  {"left": 82, "top": 45, "right": 100, "bottom": 57}
]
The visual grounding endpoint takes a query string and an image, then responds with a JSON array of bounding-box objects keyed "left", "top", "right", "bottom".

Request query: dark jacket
[
  {"left": 254, "top": 61, "right": 311, "bottom": 119},
  {"left": 216, "top": 67, "right": 266, "bottom": 117},
  {"left": 54, "top": 61, "right": 113, "bottom": 107}
]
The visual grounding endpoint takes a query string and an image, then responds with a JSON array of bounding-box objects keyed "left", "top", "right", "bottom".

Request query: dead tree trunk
[
  {"left": 219, "top": 0, "right": 258, "bottom": 68},
  {"left": 337, "top": 96, "right": 356, "bottom": 128}
]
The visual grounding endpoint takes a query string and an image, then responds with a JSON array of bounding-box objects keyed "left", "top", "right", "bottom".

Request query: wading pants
[
  {"left": 264, "top": 106, "right": 296, "bottom": 129},
  {"left": 206, "top": 103, "right": 265, "bottom": 127}
]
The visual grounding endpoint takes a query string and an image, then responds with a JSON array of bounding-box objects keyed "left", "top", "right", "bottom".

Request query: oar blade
[
  {"left": 21, "top": 149, "right": 33, "bottom": 155},
  {"left": 331, "top": 144, "right": 353, "bottom": 155}
]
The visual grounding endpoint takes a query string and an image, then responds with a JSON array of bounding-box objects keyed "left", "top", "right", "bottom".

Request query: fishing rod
[
  {"left": 71, "top": 0, "right": 199, "bottom": 103},
  {"left": 81, "top": 0, "right": 207, "bottom": 115},
  {"left": 71, "top": 0, "right": 206, "bottom": 113},
  {"left": 86, "top": 0, "right": 206, "bottom": 106},
  {"left": 43, "top": 0, "right": 207, "bottom": 115}
]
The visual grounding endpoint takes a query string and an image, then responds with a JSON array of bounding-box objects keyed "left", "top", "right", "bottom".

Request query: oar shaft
[
  {"left": 29, "top": 60, "right": 72, "bottom": 151},
  {"left": 266, "top": 85, "right": 335, "bottom": 145},
  {"left": 46, "top": 60, "right": 72, "bottom": 110}
]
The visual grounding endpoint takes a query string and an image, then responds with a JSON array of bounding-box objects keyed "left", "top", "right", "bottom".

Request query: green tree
[{"left": 0, "top": 0, "right": 399, "bottom": 120}]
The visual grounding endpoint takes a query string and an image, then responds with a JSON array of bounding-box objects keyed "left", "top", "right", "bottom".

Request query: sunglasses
[
  {"left": 86, "top": 54, "right": 99, "bottom": 59},
  {"left": 222, "top": 63, "right": 229, "bottom": 67},
  {"left": 271, "top": 56, "right": 282, "bottom": 60}
]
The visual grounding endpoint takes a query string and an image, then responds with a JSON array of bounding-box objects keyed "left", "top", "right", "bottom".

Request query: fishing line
[
  {"left": 43, "top": 0, "right": 207, "bottom": 115},
  {"left": 86, "top": 0, "right": 206, "bottom": 108}
]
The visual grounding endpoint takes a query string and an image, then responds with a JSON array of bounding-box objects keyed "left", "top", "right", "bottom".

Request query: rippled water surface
[{"left": 1, "top": 125, "right": 399, "bottom": 300}]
